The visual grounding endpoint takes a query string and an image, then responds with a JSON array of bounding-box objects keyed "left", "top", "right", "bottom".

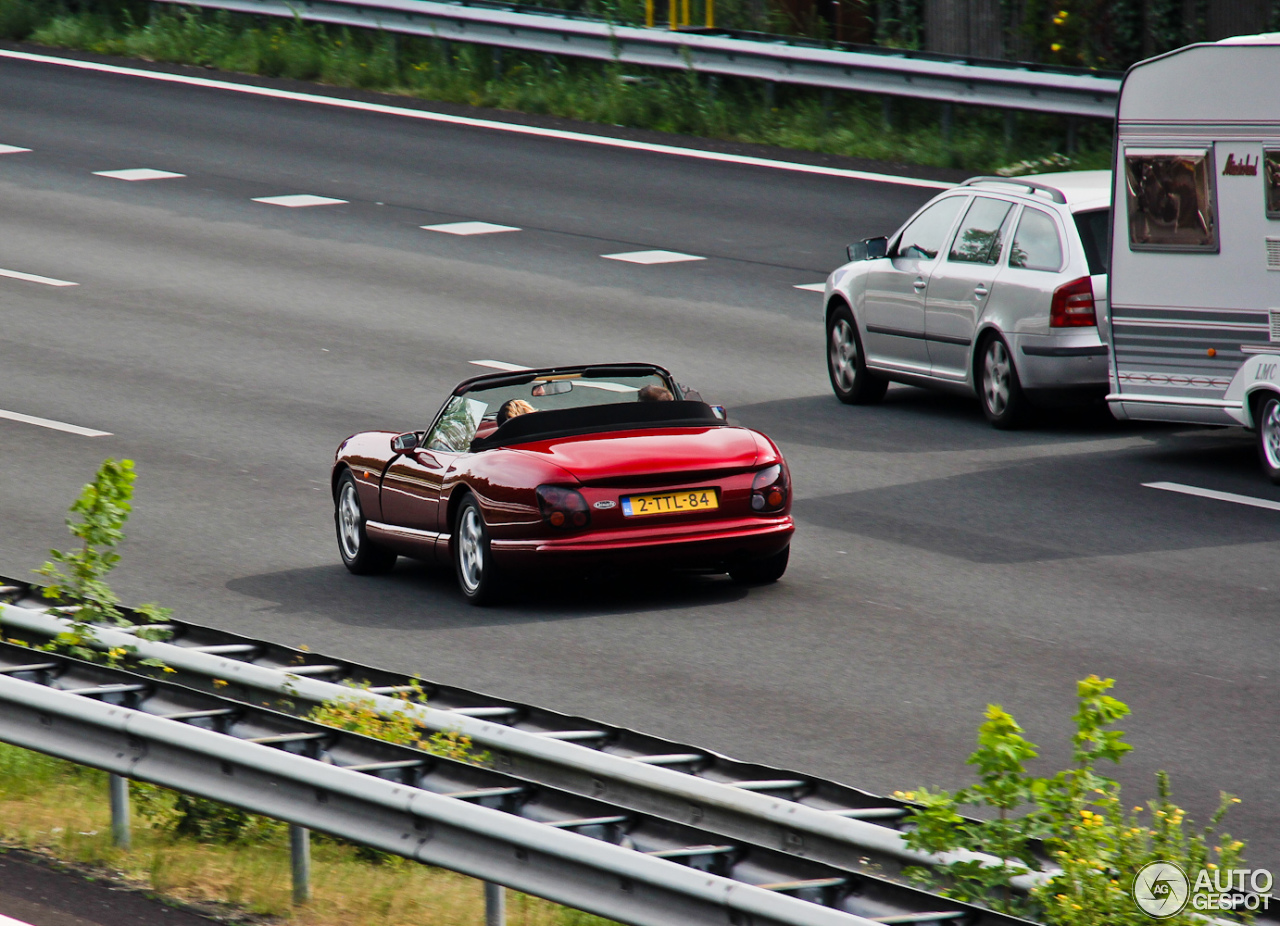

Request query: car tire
[
  {"left": 827, "top": 305, "right": 888, "bottom": 405},
  {"left": 728, "top": 545, "right": 789, "bottom": 585},
  {"left": 453, "top": 494, "right": 502, "bottom": 605},
  {"left": 335, "top": 471, "right": 397, "bottom": 575},
  {"left": 978, "top": 334, "right": 1029, "bottom": 430},
  {"left": 1255, "top": 393, "right": 1280, "bottom": 485}
]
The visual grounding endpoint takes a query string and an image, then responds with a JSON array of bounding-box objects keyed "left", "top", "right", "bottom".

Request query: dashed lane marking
[
  {"left": 422, "top": 221, "right": 521, "bottom": 235},
  {"left": 0, "top": 267, "right": 78, "bottom": 287},
  {"left": 602, "top": 250, "right": 705, "bottom": 265},
  {"left": 0, "top": 409, "right": 111, "bottom": 437},
  {"left": 252, "top": 194, "right": 347, "bottom": 207},
  {"left": 469, "top": 360, "right": 530, "bottom": 371},
  {"left": 0, "top": 50, "right": 954, "bottom": 192},
  {"left": 1143, "top": 481, "right": 1280, "bottom": 513},
  {"left": 94, "top": 167, "right": 186, "bottom": 181},
  {"left": 0, "top": 914, "right": 36, "bottom": 926},
  {"left": 794, "top": 283, "right": 826, "bottom": 292},
  {"left": 0, "top": 144, "right": 31, "bottom": 155}
]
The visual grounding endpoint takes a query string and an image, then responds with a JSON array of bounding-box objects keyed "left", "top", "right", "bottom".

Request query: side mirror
[
  {"left": 390, "top": 432, "right": 419, "bottom": 454},
  {"left": 847, "top": 236, "right": 888, "bottom": 262},
  {"left": 710, "top": 405, "right": 728, "bottom": 421}
]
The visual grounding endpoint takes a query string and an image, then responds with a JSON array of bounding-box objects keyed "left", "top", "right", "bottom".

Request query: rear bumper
[
  {"left": 1014, "top": 335, "right": 1109, "bottom": 390},
  {"left": 490, "top": 515, "right": 794, "bottom": 568}
]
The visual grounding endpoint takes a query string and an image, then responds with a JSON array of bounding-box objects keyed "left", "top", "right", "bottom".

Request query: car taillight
[
  {"left": 1050, "top": 276, "right": 1096, "bottom": 328},
  {"left": 536, "top": 485, "right": 591, "bottom": 530},
  {"left": 750, "top": 464, "right": 789, "bottom": 513}
]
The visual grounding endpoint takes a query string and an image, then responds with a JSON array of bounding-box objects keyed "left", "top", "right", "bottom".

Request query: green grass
[
  {"left": 0, "top": 0, "right": 1113, "bottom": 173},
  {"left": 0, "top": 743, "right": 618, "bottom": 926}
]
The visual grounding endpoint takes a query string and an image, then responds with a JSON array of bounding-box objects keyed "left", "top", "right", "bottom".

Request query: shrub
[{"left": 895, "top": 676, "right": 1251, "bottom": 925}]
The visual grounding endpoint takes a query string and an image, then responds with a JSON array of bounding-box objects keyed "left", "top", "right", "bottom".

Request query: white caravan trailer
[{"left": 1106, "top": 35, "right": 1280, "bottom": 481}]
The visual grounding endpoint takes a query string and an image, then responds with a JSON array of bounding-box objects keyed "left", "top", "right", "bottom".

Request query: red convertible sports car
[{"left": 332, "top": 363, "right": 794, "bottom": 604}]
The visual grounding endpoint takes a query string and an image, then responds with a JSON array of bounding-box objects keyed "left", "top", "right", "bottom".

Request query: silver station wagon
[{"left": 824, "top": 171, "right": 1112, "bottom": 428}]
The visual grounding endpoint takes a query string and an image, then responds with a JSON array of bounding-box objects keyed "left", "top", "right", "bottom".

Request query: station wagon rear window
[
  {"left": 1266, "top": 150, "right": 1280, "bottom": 219},
  {"left": 1124, "top": 149, "right": 1218, "bottom": 251}
]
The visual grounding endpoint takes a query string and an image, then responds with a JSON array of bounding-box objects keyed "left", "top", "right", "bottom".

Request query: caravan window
[
  {"left": 1124, "top": 150, "right": 1218, "bottom": 251},
  {"left": 1266, "top": 150, "right": 1280, "bottom": 220}
]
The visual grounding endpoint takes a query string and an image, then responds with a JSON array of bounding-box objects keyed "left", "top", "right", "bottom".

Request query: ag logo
[{"left": 1133, "top": 861, "right": 1190, "bottom": 918}]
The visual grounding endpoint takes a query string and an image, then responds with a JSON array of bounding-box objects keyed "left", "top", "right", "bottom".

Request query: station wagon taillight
[
  {"left": 1050, "top": 276, "right": 1096, "bottom": 328},
  {"left": 537, "top": 485, "right": 591, "bottom": 530}
]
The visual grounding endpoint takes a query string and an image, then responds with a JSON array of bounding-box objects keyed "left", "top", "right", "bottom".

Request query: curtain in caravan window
[
  {"left": 1124, "top": 150, "right": 1218, "bottom": 252},
  {"left": 1265, "top": 151, "right": 1280, "bottom": 220}
]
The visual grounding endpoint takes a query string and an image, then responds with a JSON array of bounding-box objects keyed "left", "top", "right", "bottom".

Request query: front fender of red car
[{"left": 333, "top": 431, "right": 398, "bottom": 522}]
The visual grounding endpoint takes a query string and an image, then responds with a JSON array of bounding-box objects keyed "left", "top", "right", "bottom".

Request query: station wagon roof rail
[{"left": 958, "top": 176, "right": 1068, "bottom": 204}]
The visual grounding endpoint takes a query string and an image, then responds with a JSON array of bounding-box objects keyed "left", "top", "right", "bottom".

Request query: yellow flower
[
  {"left": 1133, "top": 806, "right": 1143, "bottom": 812},
  {"left": 213, "top": 679, "right": 228, "bottom": 688},
  {"left": 1051, "top": 43, "right": 1063, "bottom": 52},
  {"left": 162, "top": 666, "right": 177, "bottom": 674}
]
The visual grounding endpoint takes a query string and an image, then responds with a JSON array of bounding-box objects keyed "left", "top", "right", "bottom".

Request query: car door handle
[
  {"left": 913, "top": 278, "right": 928, "bottom": 292},
  {"left": 974, "top": 284, "right": 990, "bottom": 298}
]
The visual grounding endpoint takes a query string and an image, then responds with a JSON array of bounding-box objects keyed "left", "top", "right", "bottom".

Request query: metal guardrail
[
  {"left": 0, "top": 582, "right": 1040, "bottom": 896},
  {"left": 0, "top": 639, "right": 1032, "bottom": 925},
  {"left": 152, "top": 0, "right": 1121, "bottom": 117}
]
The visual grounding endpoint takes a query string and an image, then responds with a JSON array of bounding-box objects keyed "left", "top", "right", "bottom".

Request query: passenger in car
[
  {"left": 496, "top": 399, "right": 536, "bottom": 424},
  {"left": 638, "top": 385, "right": 673, "bottom": 402}
]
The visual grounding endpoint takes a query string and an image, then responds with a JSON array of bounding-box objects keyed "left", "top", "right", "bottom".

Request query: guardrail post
[
  {"left": 290, "top": 824, "right": 312, "bottom": 905},
  {"left": 108, "top": 773, "right": 130, "bottom": 850},
  {"left": 939, "top": 102, "right": 953, "bottom": 141},
  {"left": 492, "top": 46, "right": 503, "bottom": 79},
  {"left": 1003, "top": 110, "right": 1015, "bottom": 150},
  {"left": 484, "top": 882, "right": 505, "bottom": 926},
  {"left": 882, "top": 96, "right": 893, "bottom": 130},
  {"left": 1066, "top": 116, "right": 1077, "bottom": 154}
]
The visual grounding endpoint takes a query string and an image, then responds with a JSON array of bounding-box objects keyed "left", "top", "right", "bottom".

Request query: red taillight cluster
[
  {"left": 537, "top": 485, "right": 591, "bottom": 530},
  {"left": 750, "top": 464, "right": 789, "bottom": 513},
  {"left": 1050, "top": 276, "right": 1096, "bottom": 328}
]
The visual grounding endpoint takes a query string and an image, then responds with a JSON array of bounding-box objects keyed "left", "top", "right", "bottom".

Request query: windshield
[
  {"left": 426, "top": 369, "right": 680, "bottom": 453},
  {"left": 1074, "top": 208, "right": 1111, "bottom": 275}
]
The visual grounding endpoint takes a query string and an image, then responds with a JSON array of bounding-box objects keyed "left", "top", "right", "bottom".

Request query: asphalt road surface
[{"left": 1, "top": 47, "right": 1276, "bottom": 874}]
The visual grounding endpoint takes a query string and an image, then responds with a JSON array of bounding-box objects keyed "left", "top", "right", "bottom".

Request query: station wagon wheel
[
  {"left": 335, "top": 471, "right": 397, "bottom": 575},
  {"left": 453, "top": 494, "right": 502, "bottom": 605},
  {"left": 979, "top": 334, "right": 1029, "bottom": 430},
  {"left": 827, "top": 305, "right": 888, "bottom": 405},
  {"left": 1256, "top": 394, "right": 1280, "bottom": 484}
]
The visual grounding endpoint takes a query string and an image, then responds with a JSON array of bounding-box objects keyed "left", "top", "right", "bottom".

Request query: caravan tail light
[{"left": 1050, "top": 276, "right": 1096, "bottom": 328}]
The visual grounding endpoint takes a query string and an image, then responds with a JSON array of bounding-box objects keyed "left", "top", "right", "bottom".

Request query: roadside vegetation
[
  {"left": 894, "top": 675, "right": 1256, "bottom": 925},
  {"left": 0, "top": 0, "right": 1111, "bottom": 173},
  {"left": 0, "top": 741, "right": 613, "bottom": 925}
]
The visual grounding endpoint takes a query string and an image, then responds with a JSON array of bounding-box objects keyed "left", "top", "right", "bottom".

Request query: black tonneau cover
[{"left": 470, "top": 400, "right": 724, "bottom": 451}]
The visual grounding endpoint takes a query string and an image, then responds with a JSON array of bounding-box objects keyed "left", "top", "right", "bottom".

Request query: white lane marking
[
  {"left": 0, "top": 144, "right": 31, "bottom": 154},
  {"left": 0, "top": 50, "right": 954, "bottom": 192},
  {"left": 469, "top": 360, "right": 530, "bottom": 371},
  {"left": 1143, "top": 481, "right": 1280, "bottom": 513},
  {"left": 253, "top": 194, "right": 347, "bottom": 207},
  {"left": 602, "top": 250, "right": 705, "bottom": 265},
  {"left": 0, "top": 409, "right": 111, "bottom": 437},
  {"left": 94, "top": 167, "right": 185, "bottom": 181},
  {"left": 422, "top": 221, "right": 521, "bottom": 235},
  {"left": 794, "top": 282, "right": 826, "bottom": 292},
  {"left": 0, "top": 914, "right": 37, "bottom": 926},
  {"left": 0, "top": 267, "right": 78, "bottom": 287}
]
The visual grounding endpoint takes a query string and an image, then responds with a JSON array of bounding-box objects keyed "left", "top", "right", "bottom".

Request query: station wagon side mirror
[
  {"left": 390, "top": 431, "right": 419, "bottom": 454},
  {"left": 847, "top": 236, "right": 888, "bottom": 262}
]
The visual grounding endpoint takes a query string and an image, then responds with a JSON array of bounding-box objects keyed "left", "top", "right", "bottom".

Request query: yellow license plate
[{"left": 621, "top": 488, "right": 719, "bottom": 517}]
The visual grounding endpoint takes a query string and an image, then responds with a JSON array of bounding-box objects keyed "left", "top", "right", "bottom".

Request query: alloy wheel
[
  {"left": 1262, "top": 400, "right": 1280, "bottom": 471},
  {"left": 457, "top": 505, "right": 484, "bottom": 594},
  {"left": 983, "top": 340, "right": 1012, "bottom": 417},
  {"left": 337, "top": 481, "right": 362, "bottom": 561},
  {"left": 829, "top": 318, "right": 858, "bottom": 391}
]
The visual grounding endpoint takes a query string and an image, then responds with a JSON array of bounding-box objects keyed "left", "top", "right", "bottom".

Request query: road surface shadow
[
  {"left": 795, "top": 431, "right": 1276, "bottom": 563},
  {"left": 226, "top": 560, "right": 751, "bottom": 629},
  {"left": 730, "top": 389, "right": 1176, "bottom": 453}
]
